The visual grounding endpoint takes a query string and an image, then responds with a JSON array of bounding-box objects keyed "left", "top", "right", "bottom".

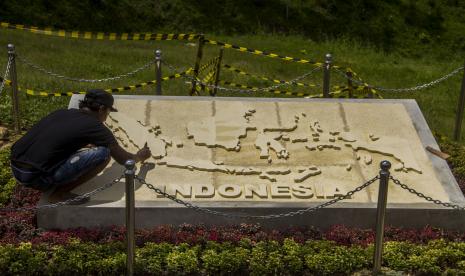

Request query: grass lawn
[{"left": 0, "top": 28, "right": 464, "bottom": 142}]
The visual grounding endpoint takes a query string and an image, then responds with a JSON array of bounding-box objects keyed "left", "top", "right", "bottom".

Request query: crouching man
[{"left": 10, "top": 89, "right": 151, "bottom": 204}]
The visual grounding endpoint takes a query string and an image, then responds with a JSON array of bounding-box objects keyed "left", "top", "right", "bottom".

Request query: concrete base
[
  {"left": 37, "top": 96, "right": 465, "bottom": 231},
  {"left": 38, "top": 201, "right": 465, "bottom": 231}
]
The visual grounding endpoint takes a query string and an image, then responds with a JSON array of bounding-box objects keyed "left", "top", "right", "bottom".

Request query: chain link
[
  {"left": 335, "top": 66, "right": 464, "bottom": 92},
  {"left": 390, "top": 176, "right": 465, "bottom": 210},
  {"left": 0, "top": 175, "right": 124, "bottom": 212},
  {"left": 136, "top": 175, "right": 379, "bottom": 219},
  {"left": 17, "top": 54, "right": 156, "bottom": 83},
  {"left": 0, "top": 56, "right": 12, "bottom": 95},
  {"left": 163, "top": 60, "right": 322, "bottom": 94}
]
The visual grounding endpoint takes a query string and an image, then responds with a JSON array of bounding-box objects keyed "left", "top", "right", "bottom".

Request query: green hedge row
[{"left": 1, "top": 239, "right": 464, "bottom": 275}]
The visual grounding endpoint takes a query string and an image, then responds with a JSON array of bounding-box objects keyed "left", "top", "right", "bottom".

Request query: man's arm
[{"left": 109, "top": 142, "right": 151, "bottom": 164}]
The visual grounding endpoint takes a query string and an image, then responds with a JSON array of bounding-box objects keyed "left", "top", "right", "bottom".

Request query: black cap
[{"left": 85, "top": 89, "right": 118, "bottom": 112}]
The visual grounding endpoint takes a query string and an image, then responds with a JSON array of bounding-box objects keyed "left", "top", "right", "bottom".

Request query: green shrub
[
  {"left": 238, "top": 237, "right": 253, "bottom": 249},
  {"left": 282, "top": 238, "right": 304, "bottom": 274},
  {"left": 426, "top": 239, "right": 465, "bottom": 269},
  {"left": 204, "top": 240, "right": 234, "bottom": 251},
  {"left": 384, "top": 240, "right": 465, "bottom": 274},
  {"left": 302, "top": 239, "right": 337, "bottom": 254},
  {"left": 166, "top": 243, "right": 200, "bottom": 275},
  {"left": 47, "top": 239, "right": 125, "bottom": 275},
  {"left": 201, "top": 244, "right": 249, "bottom": 275},
  {"left": 136, "top": 242, "right": 173, "bottom": 275},
  {"left": 383, "top": 241, "right": 420, "bottom": 271},
  {"left": 85, "top": 252, "right": 126, "bottom": 276},
  {"left": 249, "top": 240, "right": 284, "bottom": 276},
  {"left": 408, "top": 253, "right": 442, "bottom": 275},
  {"left": 0, "top": 147, "right": 16, "bottom": 206},
  {"left": 0, "top": 242, "right": 47, "bottom": 275},
  {"left": 436, "top": 133, "right": 465, "bottom": 178},
  {"left": 458, "top": 260, "right": 465, "bottom": 271},
  {"left": 304, "top": 243, "right": 369, "bottom": 275}
]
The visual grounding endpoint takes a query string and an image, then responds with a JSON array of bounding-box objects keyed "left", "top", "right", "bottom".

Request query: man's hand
[
  {"left": 136, "top": 142, "right": 151, "bottom": 162},
  {"left": 110, "top": 142, "right": 152, "bottom": 165}
]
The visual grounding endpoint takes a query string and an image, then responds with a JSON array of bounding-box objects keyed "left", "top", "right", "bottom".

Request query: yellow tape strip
[
  {"left": 219, "top": 80, "right": 317, "bottom": 97},
  {"left": 198, "top": 57, "right": 220, "bottom": 74},
  {"left": 197, "top": 68, "right": 216, "bottom": 93},
  {"left": 223, "top": 64, "right": 318, "bottom": 88},
  {"left": 206, "top": 39, "right": 323, "bottom": 67},
  {"left": 218, "top": 79, "right": 379, "bottom": 99},
  {"left": 343, "top": 67, "right": 383, "bottom": 99},
  {"left": 0, "top": 21, "right": 200, "bottom": 41}
]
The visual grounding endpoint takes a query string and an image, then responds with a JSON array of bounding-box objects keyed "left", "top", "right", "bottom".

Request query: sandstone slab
[{"left": 37, "top": 96, "right": 465, "bottom": 230}]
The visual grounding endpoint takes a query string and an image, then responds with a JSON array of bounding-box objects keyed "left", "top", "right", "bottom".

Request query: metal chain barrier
[
  {"left": 334, "top": 66, "right": 464, "bottom": 92},
  {"left": 17, "top": 54, "right": 156, "bottom": 83},
  {"left": 0, "top": 175, "right": 124, "bottom": 212},
  {"left": 390, "top": 176, "right": 465, "bottom": 210},
  {"left": 136, "top": 175, "right": 379, "bottom": 219},
  {"left": 211, "top": 66, "right": 323, "bottom": 93},
  {"left": 5, "top": 67, "right": 192, "bottom": 97},
  {"left": 163, "top": 60, "right": 323, "bottom": 94},
  {"left": 0, "top": 56, "right": 12, "bottom": 95}
]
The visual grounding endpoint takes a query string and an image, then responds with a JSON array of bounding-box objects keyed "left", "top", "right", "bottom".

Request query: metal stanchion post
[
  {"left": 373, "top": 160, "right": 391, "bottom": 275},
  {"left": 453, "top": 60, "right": 465, "bottom": 141},
  {"left": 155, "top": 50, "right": 162, "bottom": 95},
  {"left": 323, "top": 53, "right": 332, "bottom": 98},
  {"left": 125, "top": 160, "right": 136, "bottom": 276},
  {"left": 212, "top": 48, "right": 224, "bottom": 96},
  {"left": 7, "top": 44, "right": 20, "bottom": 133},
  {"left": 190, "top": 35, "right": 205, "bottom": 96}
]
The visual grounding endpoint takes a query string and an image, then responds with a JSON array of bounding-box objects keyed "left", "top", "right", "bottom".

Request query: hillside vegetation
[{"left": 1, "top": 0, "right": 465, "bottom": 58}]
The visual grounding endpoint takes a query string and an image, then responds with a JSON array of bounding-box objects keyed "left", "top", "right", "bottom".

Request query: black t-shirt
[{"left": 11, "top": 109, "right": 117, "bottom": 173}]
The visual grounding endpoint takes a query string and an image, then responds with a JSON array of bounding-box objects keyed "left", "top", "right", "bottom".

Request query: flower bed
[{"left": 1, "top": 136, "right": 465, "bottom": 274}]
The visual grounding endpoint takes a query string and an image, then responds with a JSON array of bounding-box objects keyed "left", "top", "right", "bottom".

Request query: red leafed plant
[{"left": 1, "top": 185, "right": 464, "bottom": 246}]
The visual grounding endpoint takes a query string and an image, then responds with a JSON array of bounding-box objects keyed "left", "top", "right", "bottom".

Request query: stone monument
[{"left": 38, "top": 96, "right": 465, "bottom": 230}]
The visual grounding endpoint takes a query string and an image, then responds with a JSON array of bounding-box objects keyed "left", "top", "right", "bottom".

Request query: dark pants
[{"left": 11, "top": 147, "right": 110, "bottom": 191}]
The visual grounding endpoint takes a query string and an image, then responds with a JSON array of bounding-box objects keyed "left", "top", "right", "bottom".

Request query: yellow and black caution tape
[
  {"left": 0, "top": 21, "right": 200, "bottom": 41},
  {"left": 198, "top": 56, "right": 220, "bottom": 74},
  {"left": 195, "top": 56, "right": 222, "bottom": 94},
  {"left": 344, "top": 67, "right": 383, "bottom": 99},
  {"left": 206, "top": 39, "right": 329, "bottom": 67},
  {"left": 0, "top": 69, "right": 192, "bottom": 96},
  {"left": 202, "top": 67, "right": 216, "bottom": 84},
  {"left": 218, "top": 80, "right": 381, "bottom": 99},
  {"left": 196, "top": 67, "right": 217, "bottom": 94},
  {"left": 333, "top": 82, "right": 382, "bottom": 99},
  {"left": 364, "top": 87, "right": 382, "bottom": 99},
  {"left": 204, "top": 68, "right": 217, "bottom": 92},
  {"left": 0, "top": 78, "right": 12, "bottom": 86},
  {"left": 219, "top": 80, "right": 326, "bottom": 97},
  {"left": 223, "top": 64, "right": 318, "bottom": 88},
  {"left": 105, "top": 69, "right": 192, "bottom": 93}
]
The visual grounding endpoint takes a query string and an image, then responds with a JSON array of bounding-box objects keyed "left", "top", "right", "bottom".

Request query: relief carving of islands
[{"left": 106, "top": 106, "right": 422, "bottom": 185}]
